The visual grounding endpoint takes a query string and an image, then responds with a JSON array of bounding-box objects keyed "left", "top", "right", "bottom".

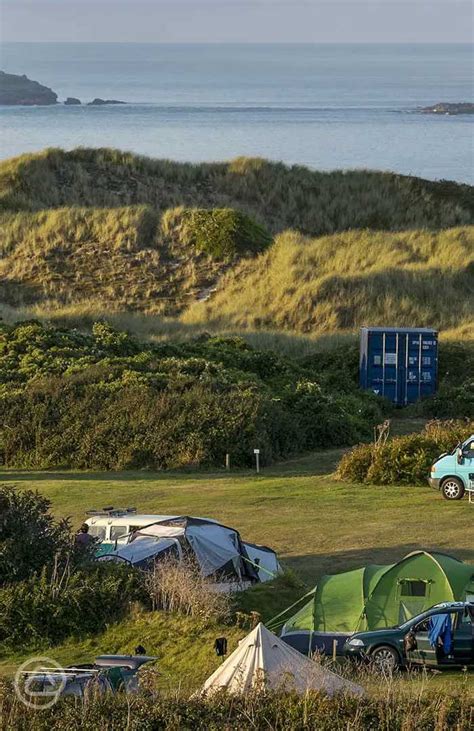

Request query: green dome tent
[{"left": 275, "top": 551, "right": 474, "bottom": 656}]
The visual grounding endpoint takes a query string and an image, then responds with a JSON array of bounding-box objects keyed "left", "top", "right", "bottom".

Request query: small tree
[{"left": 0, "top": 485, "right": 78, "bottom": 586}]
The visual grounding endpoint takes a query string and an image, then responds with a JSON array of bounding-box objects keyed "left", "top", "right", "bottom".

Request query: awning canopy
[{"left": 99, "top": 516, "right": 281, "bottom": 585}]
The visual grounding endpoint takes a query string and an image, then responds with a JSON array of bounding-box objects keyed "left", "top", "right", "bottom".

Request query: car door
[
  {"left": 406, "top": 617, "right": 438, "bottom": 666},
  {"left": 457, "top": 438, "right": 474, "bottom": 490},
  {"left": 452, "top": 608, "right": 473, "bottom": 666},
  {"left": 408, "top": 611, "right": 460, "bottom": 667}
]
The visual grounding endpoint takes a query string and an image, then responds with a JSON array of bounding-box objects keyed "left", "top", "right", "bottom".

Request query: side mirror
[{"left": 457, "top": 448, "right": 464, "bottom": 465}]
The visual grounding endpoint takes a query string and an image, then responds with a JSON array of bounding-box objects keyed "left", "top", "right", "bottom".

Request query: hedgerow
[
  {"left": 0, "top": 685, "right": 470, "bottom": 731},
  {"left": 336, "top": 420, "right": 474, "bottom": 485},
  {"left": 0, "top": 321, "right": 385, "bottom": 469}
]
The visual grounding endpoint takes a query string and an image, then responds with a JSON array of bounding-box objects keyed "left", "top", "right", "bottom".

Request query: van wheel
[
  {"left": 441, "top": 478, "right": 465, "bottom": 500},
  {"left": 370, "top": 645, "right": 400, "bottom": 673}
]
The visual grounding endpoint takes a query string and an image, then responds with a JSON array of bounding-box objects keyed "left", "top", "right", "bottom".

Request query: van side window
[
  {"left": 110, "top": 526, "right": 129, "bottom": 542},
  {"left": 400, "top": 580, "right": 427, "bottom": 597},
  {"left": 463, "top": 441, "right": 474, "bottom": 458}
]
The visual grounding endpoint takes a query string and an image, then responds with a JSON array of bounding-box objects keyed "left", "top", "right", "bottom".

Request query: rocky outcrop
[
  {"left": 0, "top": 71, "right": 58, "bottom": 105},
  {"left": 420, "top": 102, "right": 474, "bottom": 115},
  {"left": 64, "top": 97, "right": 81, "bottom": 105},
  {"left": 87, "top": 98, "right": 126, "bottom": 106}
]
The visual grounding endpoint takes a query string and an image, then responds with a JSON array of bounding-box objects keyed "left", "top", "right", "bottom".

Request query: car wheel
[
  {"left": 441, "top": 478, "right": 465, "bottom": 501},
  {"left": 370, "top": 645, "right": 400, "bottom": 673}
]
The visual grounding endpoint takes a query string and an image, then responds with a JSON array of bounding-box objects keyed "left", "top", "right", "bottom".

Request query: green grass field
[
  {"left": 2, "top": 447, "right": 472, "bottom": 581},
  {"left": 1, "top": 444, "right": 473, "bottom": 695}
]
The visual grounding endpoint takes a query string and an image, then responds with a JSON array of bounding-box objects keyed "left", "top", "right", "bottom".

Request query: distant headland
[
  {"left": 0, "top": 71, "right": 58, "bottom": 106},
  {"left": 0, "top": 71, "right": 126, "bottom": 106},
  {"left": 420, "top": 102, "right": 474, "bottom": 115}
]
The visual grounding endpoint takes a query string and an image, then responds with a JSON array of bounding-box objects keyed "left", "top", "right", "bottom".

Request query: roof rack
[{"left": 85, "top": 507, "right": 137, "bottom": 517}]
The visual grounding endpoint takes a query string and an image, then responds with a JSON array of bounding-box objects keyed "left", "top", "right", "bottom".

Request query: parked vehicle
[
  {"left": 429, "top": 435, "right": 474, "bottom": 500},
  {"left": 85, "top": 508, "right": 177, "bottom": 555},
  {"left": 344, "top": 602, "right": 474, "bottom": 672},
  {"left": 18, "top": 655, "right": 156, "bottom": 701}
]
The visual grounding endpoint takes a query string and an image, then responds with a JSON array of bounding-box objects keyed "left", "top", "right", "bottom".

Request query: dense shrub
[
  {"left": 0, "top": 486, "right": 76, "bottom": 586},
  {"left": 0, "top": 563, "right": 144, "bottom": 648},
  {"left": 0, "top": 685, "right": 469, "bottom": 731},
  {"left": 0, "top": 321, "right": 385, "bottom": 469},
  {"left": 161, "top": 206, "right": 272, "bottom": 259},
  {"left": 410, "top": 341, "right": 474, "bottom": 419},
  {"left": 337, "top": 419, "right": 474, "bottom": 485}
]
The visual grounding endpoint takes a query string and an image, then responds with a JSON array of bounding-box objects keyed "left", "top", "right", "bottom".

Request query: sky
[{"left": 1, "top": 0, "right": 472, "bottom": 43}]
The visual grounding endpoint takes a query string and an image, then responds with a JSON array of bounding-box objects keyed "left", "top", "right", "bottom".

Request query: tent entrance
[{"left": 397, "top": 578, "right": 431, "bottom": 624}]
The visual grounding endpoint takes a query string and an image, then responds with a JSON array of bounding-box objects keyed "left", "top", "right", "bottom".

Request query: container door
[
  {"left": 400, "top": 331, "right": 437, "bottom": 405},
  {"left": 404, "top": 333, "right": 422, "bottom": 405},
  {"left": 419, "top": 333, "right": 437, "bottom": 400},
  {"left": 396, "top": 333, "right": 407, "bottom": 406},
  {"left": 365, "top": 332, "right": 385, "bottom": 399}
]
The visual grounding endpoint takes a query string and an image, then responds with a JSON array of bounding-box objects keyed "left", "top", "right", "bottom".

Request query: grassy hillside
[
  {"left": 184, "top": 227, "right": 474, "bottom": 332},
  {"left": 0, "top": 148, "right": 473, "bottom": 334},
  {"left": 0, "top": 206, "right": 236, "bottom": 313}
]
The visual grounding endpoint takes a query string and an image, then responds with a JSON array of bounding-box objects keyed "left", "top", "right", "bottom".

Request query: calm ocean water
[{"left": 1, "top": 43, "right": 473, "bottom": 183}]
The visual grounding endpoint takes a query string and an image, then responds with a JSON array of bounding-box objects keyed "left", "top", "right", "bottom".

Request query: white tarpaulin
[
  {"left": 186, "top": 523, "right": 242, "bottom": 577},
  {"left": 199, "top": 623, "right": 364, "bottom": 697},
  {"left": 98, "top": 536, "right": 178, "bottom": 566},
  {"left": 136, "top": 524, "right": 186, "bottom": 539}
]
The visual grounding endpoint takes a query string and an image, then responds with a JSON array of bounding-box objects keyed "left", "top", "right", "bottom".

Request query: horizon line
[{"left": 2, "top": 40, "right": 473, "bottom": 45}]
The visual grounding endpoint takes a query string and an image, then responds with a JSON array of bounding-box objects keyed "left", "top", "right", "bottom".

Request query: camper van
[
  {"left": 429, "top": 435, "right": 474, "bottom": 500},
  {"left": 85, "top": 509, "right": 178, "bottom": 554}
]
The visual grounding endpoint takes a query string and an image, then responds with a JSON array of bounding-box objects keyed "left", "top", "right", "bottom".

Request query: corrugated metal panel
[{"left": 359, "top": 327, "right": 438, "bottom": 406}]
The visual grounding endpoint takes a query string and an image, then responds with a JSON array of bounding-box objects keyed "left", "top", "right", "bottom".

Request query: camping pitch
[
  {"left": 276, "top": 551, "right": 474, "bottom": 655},
  {"left": 198, "top": 623, "right": 364, "bottom": 697}
]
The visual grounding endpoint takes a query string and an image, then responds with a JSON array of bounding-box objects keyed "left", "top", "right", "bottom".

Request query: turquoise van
[{"left": 429, "top": 435, "right": 474, "bottom": 500}]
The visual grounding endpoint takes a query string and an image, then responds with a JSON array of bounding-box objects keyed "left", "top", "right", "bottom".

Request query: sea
[{"left": 1, "top": 43, "right": 473, "bottom": 183}]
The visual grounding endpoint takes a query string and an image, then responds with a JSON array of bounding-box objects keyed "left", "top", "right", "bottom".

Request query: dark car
[{"left": 344, "top": 602, "right": 474, "bottom": 672}]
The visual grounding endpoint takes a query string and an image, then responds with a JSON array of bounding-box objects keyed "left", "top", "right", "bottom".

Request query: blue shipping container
[{"left": 360, "top": 327, "right": 438, "bottom": 406}]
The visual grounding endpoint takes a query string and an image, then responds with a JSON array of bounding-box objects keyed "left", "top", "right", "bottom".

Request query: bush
[
  {"left": 337, "top": 419, "right": 474, "bottom": 485},
  {"left": 161, "top": 206, "right": 272, "bottom": 259},
  {"left": 0, "top": 562, "right": 144, "bottom": 649},
  {"left": 0, "top": 485, "right": 76, "bottom": 586},
  {"left": 411, "top": 341, "right": 474, "bottom": 418}
]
